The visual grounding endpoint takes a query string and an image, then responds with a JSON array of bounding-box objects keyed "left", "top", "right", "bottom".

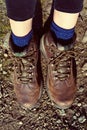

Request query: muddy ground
[{"left": 0, "top": 0, "right": 87, "bottom": 130}]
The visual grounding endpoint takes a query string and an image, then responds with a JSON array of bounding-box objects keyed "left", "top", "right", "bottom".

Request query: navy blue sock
[
  {"left": 51, "top": 21, "right": 74, "bottom": 40},
  {"left": 11, "top": 30, "right": 33, "bottom": 47}
]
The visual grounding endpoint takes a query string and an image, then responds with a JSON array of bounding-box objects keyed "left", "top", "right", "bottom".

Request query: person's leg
[
  {"left": 5, "top": 0, "right": 37, "bottom": 50},
  {"left": 51, "top": 0, "right": 83, "bottom": 41},
  {"left": 8, "top": 0, "right": 43, "bottom": 37},
  {"left": 9, "top": 19, "right": 32, "bottom": 37},
  {"left": 53, "top": 11, "right": 79, "bottom": 29},
  {"left": 40, "top": 0, "right": 84, "bottom": 109},
  {"left": 4, "top": 0, "right": 41, "bottom": 109}
]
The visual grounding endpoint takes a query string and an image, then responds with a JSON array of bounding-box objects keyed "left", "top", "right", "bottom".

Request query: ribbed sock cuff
[
  {"left": 11, "top": 30, "right": 33, "bottom": 47},
  {"left": 51, "top": 21, "right": 75, "bottom": 40}
]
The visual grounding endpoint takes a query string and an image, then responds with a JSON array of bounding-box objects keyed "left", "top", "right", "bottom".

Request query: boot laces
[
  {"left": 48, "top": 43, "right": 76, "bottom": 81},
  {"left": 8, "top": 46, "right": 38, "bottom": 84}
]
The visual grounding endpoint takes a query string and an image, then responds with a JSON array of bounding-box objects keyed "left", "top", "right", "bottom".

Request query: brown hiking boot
[
  {"left": 40, "top": 31, "right": 77, "bottom": 109},
  {"left": 3, "top": 33, "right": 41, "bottom": 109}
]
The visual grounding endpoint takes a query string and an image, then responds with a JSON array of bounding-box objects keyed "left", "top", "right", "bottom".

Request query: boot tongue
[
  {"left": 51, "top": 30, "right": 76, "bottom": 51},
  {"left": 11, "top": 43, "right": 28, "bottom": 57},
  {"left": 55, "top": 34, "right": 75, "bottom": 51},
  {"left": 57, "top": 41, "right": 75, "bottom": 51},
  {"left": 14, "top": 49, "right": 27, "bottom": 57}
]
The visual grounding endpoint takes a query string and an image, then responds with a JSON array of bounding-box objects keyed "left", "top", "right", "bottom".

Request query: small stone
[
  {"left": 79, "top": 87, "right": 84, "bottom": 93},
  {"left": 4, "top": 53, "right": 8, "bottom": 58},
  {"left": 44, "top": 123, "right": 47, "bottom": 127},
  {"left": 77, "top": 103, "right": 82, "bottom": 107},
  {"left": 18, "top": 121, "right": 23, "bottom": 125},
  {"left": 83, "top": 71, "right": 87, "bottom": 76},
  {"left": 82, "top": 63, "right": 87, "bottom": 71},
  {"left": 59, "top": 109, "right": 66, "bottom": 116},
  {"left": 76, "top": 112, "right": 80, "bottom": 117},
  {"left": 0, "top": 64, "right": 2, "bottom": 68},
  {"left": 82, "top": 31, "right": 87, "bottom": 43},
  {"left": 0, "top": 92, "right": 2, "bottom": 98},
  {"left": 73, "top": 116, "right": 77, "bottom": 120},
  {"left": 78, "top": 116, "right": 86, "bottom": 123},
  {"left": 9, "top": 107, "right": 12, "bottom": 110},
  {"left": 33, "top": 108, "right": 37, "bottom": 111},
  {"left": 57, "top": 119, "right": 61, "bottom": 123},
  {"left": 3, "top": 71, "right": 7, "bottom": 75},
  {"left": 40, "top": 113, "right": 44, "bottom": 118}
]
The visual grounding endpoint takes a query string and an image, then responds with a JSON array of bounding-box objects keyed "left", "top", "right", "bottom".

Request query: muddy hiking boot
[
  {"left": 3, "top": 33, "right": 42, "bottom": 109},
  {"left": 40, "top": 31, "right": 77, "bottom": 109}
]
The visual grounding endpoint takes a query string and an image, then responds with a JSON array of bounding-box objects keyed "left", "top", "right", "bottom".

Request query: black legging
[{"left": 5, "top": 0, "right": 84, "bottom": 21}]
